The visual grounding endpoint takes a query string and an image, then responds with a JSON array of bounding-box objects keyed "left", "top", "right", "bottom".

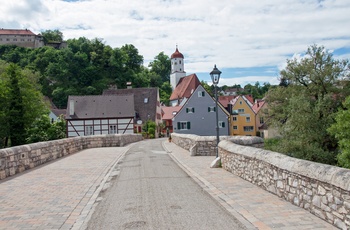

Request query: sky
[{"left": 1, "top": 0, "right": 350, "bottom": 87}]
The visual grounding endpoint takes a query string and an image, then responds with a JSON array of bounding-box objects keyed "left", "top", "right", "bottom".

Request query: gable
[{"left": 231, "top": 96, "right": 255, "bottom": 115}]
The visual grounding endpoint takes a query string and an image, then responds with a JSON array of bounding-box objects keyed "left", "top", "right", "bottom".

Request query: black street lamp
[{"left": 210, "top": 65, "right": 221, "bottom": 158}]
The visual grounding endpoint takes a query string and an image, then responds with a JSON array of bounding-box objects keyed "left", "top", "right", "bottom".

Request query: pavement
[{"left": 0, "top": 139, "right": 337, "bottom": 230}]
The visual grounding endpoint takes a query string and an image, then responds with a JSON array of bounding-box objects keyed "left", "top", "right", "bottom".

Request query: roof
[
  {"left": 252, "top": 100, "right": 266, "bottom": 113},
  {"left": 51, "top": 109, "right": 66, "bottom": 117},
  {"left": 218, "top": 95, "right": 236, "bottom": 108},
  {"left": 161, "top": 106, "right": 182, "bottom": 120},
  {"left": 169, "top": 74, "right": 201, "bottom": 100},
  {"left": 244, "top": 95, "right": 254, "bottom": 104},
  {"left": 0, "top": 29, "right": 36, "bottom": 36},
  {"left": 171, "top": 48, "right": 184, "bottom": 59},
  {"left": 66, "top": 95, "right": 135, "bottom": 119},
  {"left": 103, "top": 87, "right": 159, "bottom": 122}
]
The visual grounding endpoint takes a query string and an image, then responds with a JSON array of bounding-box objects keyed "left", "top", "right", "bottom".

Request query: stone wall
[
  {"left": 0, "top": 134, "right": 142, "bottom": 180},
  {"left": 170, "top": 133, "right": 263, "bottom": 156},
  {"left": 219, "top": 140, "right": 350, "bottom": 230}
]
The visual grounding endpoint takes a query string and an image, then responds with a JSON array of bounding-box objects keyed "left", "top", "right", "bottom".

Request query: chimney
[
  {"left": 127, "top": 82, "right": 132, "bottom": 89},
  {"left": 69, "top": 99, "right": 74, "bottom": 116}
]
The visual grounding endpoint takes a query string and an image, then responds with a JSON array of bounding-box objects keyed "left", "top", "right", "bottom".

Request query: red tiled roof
[
  {"left": 244, "top": 94, "right": 254, "bottom": 104},
  {"left": 252, "top": 100, "right": 266, "bottom": 113},
  {"left": 218, "top": 95, "right": 236, "bottom": 108},
  {"left": 171, "top": 48, "right": 184, "bottom": 59},
  {"left": 161, "top": 106, "right": 182, "bottom": 120},
  {"left": 0, "top": 29, "right": 36, "bottom": 35},
  {"left": 169, "top": 74, "right": 201, "bottom": 100}
]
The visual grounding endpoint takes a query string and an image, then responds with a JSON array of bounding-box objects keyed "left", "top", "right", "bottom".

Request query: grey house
[{"left": 173, "top": 85, "right": 229, "bottom": 136}]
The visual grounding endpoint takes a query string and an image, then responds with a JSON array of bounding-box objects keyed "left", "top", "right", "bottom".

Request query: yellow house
[{"left": 229, "top": 95, "right": 256, "bottom": 136}]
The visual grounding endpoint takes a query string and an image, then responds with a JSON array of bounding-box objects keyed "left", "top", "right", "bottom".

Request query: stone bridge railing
[
  {"left": 170, "top": 133, "right": 263, "bottom": 156},
  {"left": 172, "top": 133, "right": 350, "bottom": 229},
  {"left": 0, "top": 134, "right": 142, "bottom": 180}
]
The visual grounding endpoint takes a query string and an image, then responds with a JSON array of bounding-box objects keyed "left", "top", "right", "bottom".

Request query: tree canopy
[{"left": 266, "top": 44, "right": 350, "bottom": 166}]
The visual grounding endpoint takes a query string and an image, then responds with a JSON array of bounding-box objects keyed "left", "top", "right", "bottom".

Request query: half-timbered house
[{"left": 65, "top": 94, "right": 135, "bottom": 137}]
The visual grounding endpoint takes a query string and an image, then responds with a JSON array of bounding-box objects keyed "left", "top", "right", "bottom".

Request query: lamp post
[{"left": 210, "top": 65, "right": 221, "bottom": 158}]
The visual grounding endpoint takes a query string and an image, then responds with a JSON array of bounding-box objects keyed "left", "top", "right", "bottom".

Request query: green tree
[
  {"left": 328, "top": 96, "right": 350, "bottom": 168},
  {"left": 41, "top": 29, "right": 63, "bottom": 44},
  {"left": 149, "top": 52, "right": 171, "bottom": 82},
  {"left": 26, "top": 114, "right": 66, "bottom": 143},
  {"left": 266, "top": 44, "right": 350, "bottom": 165},
  {"left": 0, "top": 62, "right": 47, "bottom": 147}
]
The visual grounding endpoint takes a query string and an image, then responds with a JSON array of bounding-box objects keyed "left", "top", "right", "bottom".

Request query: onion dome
[{"left": 171, "top": 47, "right": 184, "bottom": 59}]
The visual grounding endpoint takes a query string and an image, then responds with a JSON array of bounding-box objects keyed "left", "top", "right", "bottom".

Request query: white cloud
[{"left": 1, "top": 0, "right": 349, "bottom": 85}]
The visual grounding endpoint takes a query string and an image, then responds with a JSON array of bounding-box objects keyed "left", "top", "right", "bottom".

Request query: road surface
[{"left": 86, "top": 139, "right": 246, "bottom": 229}]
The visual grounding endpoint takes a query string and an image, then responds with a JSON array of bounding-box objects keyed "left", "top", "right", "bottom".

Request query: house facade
[
  {"left": 230, "top": 95, "right": 257, "bottom": 136},
  {"left": 102, "top": 86, "right": 162, "bottom": 137},
  {"left": 65, "top": 95, "right": 135, "bottom": 137},
  {"left": 173, "top": 85, "right": 229, "bottom": 136},
  {"left": 161, "top": 106, "right": 181, "bottom": 137},
  {"left": 0, "top": 29, "right": 44, "bottom": 48},
  {"left": 252, "top": 100, "right": 279, "bottom": 138}
]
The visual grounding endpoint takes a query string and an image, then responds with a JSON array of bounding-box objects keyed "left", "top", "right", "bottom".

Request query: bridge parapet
[
  {"left": 0, "top": 134, "right": 142, "bottom": 180},
  {"left": 171, "top": 133, "right": 350, "bottom": 229},
  {"left": 170, "top": 133, "right": 263, "bottom": 156}
]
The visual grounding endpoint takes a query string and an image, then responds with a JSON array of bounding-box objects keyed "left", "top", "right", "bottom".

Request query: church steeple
[{"left": 170, "top": 46, "right": 186, "bottom": 90}]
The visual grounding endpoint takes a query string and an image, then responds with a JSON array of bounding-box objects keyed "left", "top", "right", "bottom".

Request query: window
[
  {"left": 179, "top": 60, "right": 182, "bottom": 64},
  {"left": 144, "top": 97, "right": 148, "bottom": 103},
  {"left": 208, "top": 106, "right": 216, "bottom": 112},
  {"left": 198, "top": 91, "right": 205, "bottom": 97},
  {"left": 177, "top": 121, "right": 191, "bottom": 130},
  {"left": 246, "top": 117, "right": 251, "bottom": 122},
  {"left": 232, "top": 110, "right": 238, "bottom": 115},
  {"left": 218, "top": 121, "right": 226, "bottom": 128},
  {"left": 240, "top": 101, "right": 242, "bottom": 104},
  {"left": 233, "top": 126, "right": 238, "bottom": 130},
  {"left": 85, "top": 126, "right": 93, "bottom": 135},
  {"left": 232, "top": 116, "right": 237, "bottom": 121},
  {"left": 244, "top": 126, "right": 254, "bottom": 132},
  {"left": 186, "top": 107, "right": 195, "bottom": 113},
  {"left": 238, "top": 108, "right": 244, "bottom": 113},
  {"left": 109, "top": 125, "right": 116, "bottom": 134},
  {"left": 260, "top": 116, "right": 264, "bottom": 124}
]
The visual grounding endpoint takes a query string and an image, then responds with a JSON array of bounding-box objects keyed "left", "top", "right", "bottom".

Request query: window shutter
[
  {"left": 214, "top": 107, "right": 216, "bottom": 112},
  {"left": 208, "top": 107, "right": 210, "bottom": 112},
  {"left": 187, "top": 122, "right": 191, "bottom": 129},
  {"left": 177, "top": 122, "right": 180, "bottom": 130},
  {"left": 192, "top": 108, "right": 195, "bottom": 113},
  {"left": 202, "top": 91, "right": 205, "bottom": 97},
  {"left": 186, "top": 108, "right": 189, "bottom": 113},
  {"left": 222, "top": 122, "right": 225, "bottom": 128}
]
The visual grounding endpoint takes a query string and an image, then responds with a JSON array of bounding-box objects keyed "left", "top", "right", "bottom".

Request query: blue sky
[{"left": 1, "top": 0, "right": 350, "bottom": 86}]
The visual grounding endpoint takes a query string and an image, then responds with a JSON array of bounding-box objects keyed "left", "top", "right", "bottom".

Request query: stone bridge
[{"left": 0, "top": 133, "right": 349, "bottom": 229}]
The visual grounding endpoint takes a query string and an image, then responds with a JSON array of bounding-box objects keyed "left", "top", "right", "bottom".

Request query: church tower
[{"left": 170, "top": 46, "right": 186, "bottom": 90}]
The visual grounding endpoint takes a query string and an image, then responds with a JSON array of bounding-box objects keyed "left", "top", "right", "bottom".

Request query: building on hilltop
[
  {"left": 0, "top": 29, "right": 44, "bottom": 48},
  {"left": 0, "top": 28, "right": 67, "bottom": 49}
]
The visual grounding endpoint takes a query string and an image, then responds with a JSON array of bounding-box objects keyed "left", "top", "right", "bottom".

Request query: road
[{"left": 86, "top": 139, "right": 246, "bottom": 229}]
